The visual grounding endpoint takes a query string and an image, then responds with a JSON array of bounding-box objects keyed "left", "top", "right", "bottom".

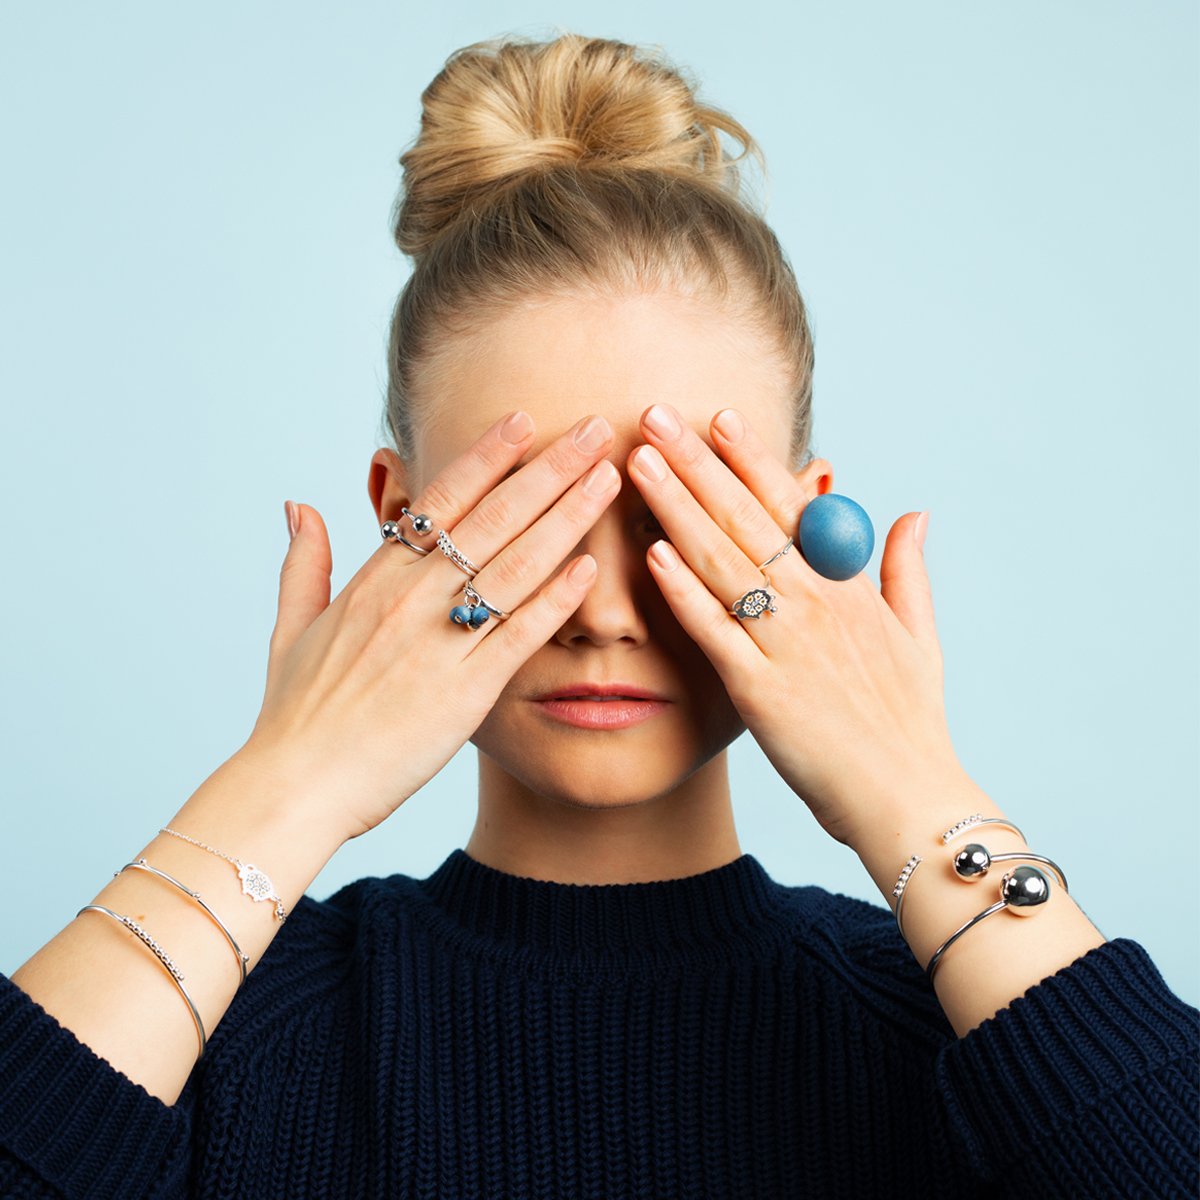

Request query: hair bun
[{"left": 393, "top": 32, "right": 760, "bottom": 257}]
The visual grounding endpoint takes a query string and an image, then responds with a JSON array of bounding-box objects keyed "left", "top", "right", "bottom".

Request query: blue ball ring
[{"left": 797, "top": 494, "right": 874, "bottom": 581}]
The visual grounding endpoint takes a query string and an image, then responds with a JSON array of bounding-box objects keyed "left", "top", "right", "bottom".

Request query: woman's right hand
[{"left": 237, "top": 410, "right": 621, "bottom": 845}]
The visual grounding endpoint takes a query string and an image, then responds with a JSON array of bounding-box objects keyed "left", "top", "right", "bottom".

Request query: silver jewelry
[
  {"left": 892, "top": 815, "right": 1029, "bottom": 934},
  {"left": 894, "top": 842, "right": 1068, "bottom": 943},
  {"left": 158, "top": 827, "right": 288, "bottom": 923},
  {"left": 381, "top": 520, "right": 430, "bottom": 556},
  {"left": 76, "top": 903, "right": 207, "bottom": 1058},
  {"left": 925, "top": 864, "right": 1053, "bottom": 984},
  {"left": 114, "top": 857, "right": 250, "bottom": 986},
  {"left": 436, "top": 529, "right": 479, "bottom": 577},
  {"left": 450, "top": 580, "right": 512, "bottom": 628},
  {"left": 941, "top": 813, "right": 1027, "bottom": 846},
  {"left": 401, "top": 506, "right": 434, "bottom": 537},
  {"left": 730, "top": 572, "right": 778, "bottom": 620},
  {"left": 757, "top": 536, "right": 794, "bottom": 571}
]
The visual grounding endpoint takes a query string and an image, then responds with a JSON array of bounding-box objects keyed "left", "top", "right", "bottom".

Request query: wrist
[
  {"left": 181, "top": 747, "right": 349, "bottom": 867},
  {"left": 851, "top": 767, "right": 1017, "bottom": 902}
]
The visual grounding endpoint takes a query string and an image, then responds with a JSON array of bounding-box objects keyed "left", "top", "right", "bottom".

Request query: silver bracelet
[
  {"left": 114, "top": 857, "right": 250, "bottom": 986},
  {"left": 922, "top": 864, "right": 1050, "bottom": 984},
  {"left": 891, "top": 814, "right": 1028, "bottom": 939},
  {"left": 159, "top": 827, "right": 288, "bottom": 923},
  {"left": 76, "top": 903, "right": 207, "bottom": 1059},
  {"left": 888, "top": 812, "right": 1068, "bottom": 985}
]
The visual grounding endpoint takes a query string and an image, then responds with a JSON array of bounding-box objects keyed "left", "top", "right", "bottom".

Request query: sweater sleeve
[
  {"left": 0, "top": 969, "right": 195, "bottom": 1200},
  {"left": 932, "top": 937, "right": 1200, "bottom": 1198}
]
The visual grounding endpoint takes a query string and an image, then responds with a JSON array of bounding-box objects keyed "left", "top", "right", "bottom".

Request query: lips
[
  {"left": 532, "top": 692, "right": 670, "bottom": 730},
  {"left": 535, "top": 683, "right": 669, "bottom": 702}
]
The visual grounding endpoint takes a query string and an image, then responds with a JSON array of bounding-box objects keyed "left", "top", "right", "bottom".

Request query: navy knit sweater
[{"left": 1, "top": 848, "right": 1197, "bottom": 1199}]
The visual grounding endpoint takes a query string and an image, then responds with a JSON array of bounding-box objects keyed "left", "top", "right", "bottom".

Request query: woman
[{"left": 1, "top": 32, "right": 1196, "bottom": 1200}]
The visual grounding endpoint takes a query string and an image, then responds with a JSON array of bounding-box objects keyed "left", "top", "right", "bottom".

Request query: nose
[{"left": 553, "top": 505, "right": 651, "bottom": 649}]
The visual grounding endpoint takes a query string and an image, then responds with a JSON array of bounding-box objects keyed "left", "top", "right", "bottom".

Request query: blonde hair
[{"left": 383, "top": 31, "right": 816, "bottom": 469}]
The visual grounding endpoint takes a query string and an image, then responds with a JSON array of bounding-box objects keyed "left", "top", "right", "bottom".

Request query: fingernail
[
  {"left": 648, "top": 539, "right": 679, "bottom": 571},
  {"left": 583, "top": 459, "right": 619, "bottom": 496},
  {"left": 284, "top": 500, "right": 300, "bottom": 540},
  {"left": 643, "top": 404, "right": 682, "bottom": 440},
  {"left": 574, "top": 415, "right": 611, "bottom": 452},
  {"left": 913, "top": 510, "right": 929, "bottom": 550},
  {"left": 500, "top": 410, "right": 533, "bottom": 444},
  {"left": 568, "top": 555, "right": 597, "bottom": 584},
  {"left": 633, "top": 445, "right": 666, "bottom": 481},
  {"left": 714, "top": 409, "right": 745, "bottom": 443}
]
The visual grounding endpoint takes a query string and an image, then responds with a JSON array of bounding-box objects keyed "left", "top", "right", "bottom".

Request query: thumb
[
  {"left": 878, "top": 510, "right": 938, "bottom": 649},
  {"left": 272, "top": 501, "right": 333, "bottom": 657}
]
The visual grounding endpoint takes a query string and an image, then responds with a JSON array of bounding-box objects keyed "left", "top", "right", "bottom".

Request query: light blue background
[{"left": 1, "top": 2, "right": 1196, "bottom": 1006}]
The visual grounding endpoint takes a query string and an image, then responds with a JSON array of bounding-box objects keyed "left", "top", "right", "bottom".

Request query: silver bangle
[
  {"left": 76, "top": 903, "right": 207, "bottom": 1059},
  {"left": 925, "top": 864, "right": 1055, "bottom": 984},
  {"left": 892, "top": 815, "right": 1027, "bottom": 936},
  {"left": 114, "top": 857, "right": 250, "bottom": 987}
]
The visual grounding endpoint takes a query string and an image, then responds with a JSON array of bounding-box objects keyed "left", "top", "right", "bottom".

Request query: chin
[{"left": 471, "top": 696, "right": 744, "bottom": 809}]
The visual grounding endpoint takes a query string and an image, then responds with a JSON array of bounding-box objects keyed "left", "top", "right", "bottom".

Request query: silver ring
[
  {"left": 436, "top": 529, "right": 479, "bottom": 577},
  {"left": 449, "top": 581, "right": 512, "bottom": 629},
  {"left": 730, "top": 572, "right": 778, "bottom": 620},
  {"left": 757, "top": 536, "right": 793, "bottom": 571},
  {"left": 380, "top": 520, "right": 430, "bottom": 555},
  {"left": 465, "top": 581, "right": 510, "bottom": 620},
  {"left": 401, "top": 506, "right": 435, "bottom": 537}
]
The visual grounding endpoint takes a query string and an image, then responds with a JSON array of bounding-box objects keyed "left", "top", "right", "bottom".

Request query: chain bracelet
[{"left": 159, "top": 827, "right": 288, "bottom": 923}]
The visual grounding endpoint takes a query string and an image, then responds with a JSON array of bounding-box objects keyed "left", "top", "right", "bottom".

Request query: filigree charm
[
  {"left": 237, "top": 862, "right": 287, "bottom": 922},
  {"left": 731, "top": 586, "right": 777, "bottom": 620}
]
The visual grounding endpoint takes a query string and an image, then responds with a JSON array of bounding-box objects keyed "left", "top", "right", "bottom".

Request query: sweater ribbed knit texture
[{"left": 1, "top": 848, "right": 1197, "bottom": 1199}]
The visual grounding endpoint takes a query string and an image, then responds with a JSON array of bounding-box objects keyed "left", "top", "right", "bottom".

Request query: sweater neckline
[{"left": 416, "top": 847, "right": 793, "bottom": 960}]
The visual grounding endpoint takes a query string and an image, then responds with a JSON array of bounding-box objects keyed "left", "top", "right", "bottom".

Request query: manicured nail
[
  {"left": 643, "top": 404, "right": 682, "bottom": 440},
  {"left": 633, "top": 445, "right": 666, "bottom": 481},
  {"left": 714, "top": 409, "right": 745, "bottom": 443},
  {"left": 583, "top": 459, "right": 619, "bottom": 496},
  {"left": 648, "top": 539, "right": 679, "bottom": 571},
  {"left": 568, "top": 555, "right": 597, "bottom": 584},
  {"left": 913, "top": 510, "right": 929, "bottom": 550},
  {"left": 574, "top": 415, "right": 611, "bottom": 452},
  {"left": 500, "top": 410, "right": 533, "bottom": 444},
  {"left": 284, "top": 500, "right": 300, "bottom": 540}
]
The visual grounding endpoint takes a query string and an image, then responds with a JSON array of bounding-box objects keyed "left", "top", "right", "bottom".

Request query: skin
[{"left": 367, "top": 288, "right": 833, "bottom": 885}]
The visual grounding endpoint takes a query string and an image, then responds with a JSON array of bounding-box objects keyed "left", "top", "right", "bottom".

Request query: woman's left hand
[{"left": 628, "top": 402, "right": 967, "bottom": 853}]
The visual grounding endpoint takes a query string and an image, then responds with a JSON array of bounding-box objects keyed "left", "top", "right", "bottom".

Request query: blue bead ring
[{"left": 450, "top": 581, "right": 511, "bottom": 630}]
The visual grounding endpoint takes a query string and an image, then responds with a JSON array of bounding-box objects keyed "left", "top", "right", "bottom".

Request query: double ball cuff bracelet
[{"left": 891, "top": 813, "right": 1069, "bottom": 983}]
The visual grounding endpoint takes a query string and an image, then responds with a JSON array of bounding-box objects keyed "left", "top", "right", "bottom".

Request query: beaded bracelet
[
  {"left": 73, "top": 832, "right": 288, "bottom": 1066},
  {"left": 75, "top": 903, "right": 208, "bottom": 1058}
]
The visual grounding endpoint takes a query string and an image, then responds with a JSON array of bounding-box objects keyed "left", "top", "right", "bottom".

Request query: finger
[
  {"left": 433, "top": 414, "right": 614, "bottom": 579},
  {"left": 707, "top": 406, "right": 810, "bottom": 540},
  {"left": 467, "top": 553, "right": 598, "bottom": 680},
  {"left": 642, "top": 538, "right": 765, "bottom": 677},
  {"left": 627, "top": 441, "right": 774, "bottom": 614},
  {"left": 378, "top": 408, "right": 537, "bottom": 564},
  {"left": 879, "top": 511, "right": 940, "bottom": 651},
  {"left": 271, "top": 502, "right": 332, "bottom": 660},
  {"left": 447, "top": 457, "right": 622, "bottom": 632},
  {"left": 638, "top": 403, "right": 794, "bottom": 573}
]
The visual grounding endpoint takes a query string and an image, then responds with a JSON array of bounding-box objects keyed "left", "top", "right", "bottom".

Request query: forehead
[{"left": 415, "top": 289, "right": 792, "bottom": 477}]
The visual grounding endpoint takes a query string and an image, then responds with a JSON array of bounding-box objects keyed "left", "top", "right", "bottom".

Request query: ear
[
  {"left": 792, "top": 456, "right": 834, "bottom": 507},
  {"left": 368, "top": 447, "right": 417, "bottom": 527}
]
